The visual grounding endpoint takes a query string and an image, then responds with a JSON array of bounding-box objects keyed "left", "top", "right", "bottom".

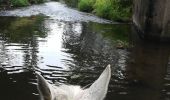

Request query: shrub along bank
[
  {"left": 78, "top": 0, "right": 132, "bottom": 22},
  {"left": 0, "top": 0, "right": 45, "bottom": 8}
]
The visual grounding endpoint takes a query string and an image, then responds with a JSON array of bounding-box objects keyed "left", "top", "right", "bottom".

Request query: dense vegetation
[
  {"left": 0, "top": 0, "right": 45, "bottom": 8},
  {"left": 0, "top": 0, "right": 132, "bottom": 21},
  {"left": 78, "top": 0, "right": 132, "bottom": 21}
]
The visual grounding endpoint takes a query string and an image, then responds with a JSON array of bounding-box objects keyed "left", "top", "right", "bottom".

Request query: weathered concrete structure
[{"left": 133, "top": 0, "right": 170, "bottom": 41}]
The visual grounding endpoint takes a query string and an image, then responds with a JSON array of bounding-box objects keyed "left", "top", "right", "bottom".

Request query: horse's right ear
[
  {"left": 36, "top": 73, "right": 52, "bottom": 100},
  {"left": 82, "top": 65, "right": 111, "bottom": 100}
]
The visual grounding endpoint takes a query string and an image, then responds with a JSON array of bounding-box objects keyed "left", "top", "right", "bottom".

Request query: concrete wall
[{"left": 133, "top": 0, "right": 170, "bottom": 41}]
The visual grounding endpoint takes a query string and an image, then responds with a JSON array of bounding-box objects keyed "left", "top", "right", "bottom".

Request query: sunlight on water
[
  {"left": 0, "top": 43, "right": 25, "bottom": 66},
  {"left": 37, "top": 20, "right": 74, "bottom": 69},
  {"left": 0, "top": 18, "right": 84, "bottom": 70}
]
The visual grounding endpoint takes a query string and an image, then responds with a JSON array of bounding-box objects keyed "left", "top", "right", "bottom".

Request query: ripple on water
[{"left": 0, "top": 2, "right": 135, "bottom": 100}]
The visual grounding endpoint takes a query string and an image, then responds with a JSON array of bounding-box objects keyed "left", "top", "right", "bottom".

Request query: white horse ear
[
  {"left": 36, "top": 73, "right": 52, "bottom": 100},
  {"left": 83, "top": 65, "right": 111, "bottom": 100}
]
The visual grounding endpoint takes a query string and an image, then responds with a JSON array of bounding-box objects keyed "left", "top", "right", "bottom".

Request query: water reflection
[
  {"left": 0, "top": 11, "right": 170, "bottom": 100},
  {"left": 0, "top": 16, "right": 46, "bottom": 68},
  {"left": 123, "top": 41, "right": 170, "bottom": 100},
  {"left": 0, "top": 14, "right": 131, "bottom": 100}
]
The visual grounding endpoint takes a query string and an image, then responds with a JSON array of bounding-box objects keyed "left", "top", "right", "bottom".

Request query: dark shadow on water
[
  {"left": 0, "top": 70, "right": 39, "bottom": 100},
  {"left": 107, "top": 29, "right": 170, "bottom": 100}
]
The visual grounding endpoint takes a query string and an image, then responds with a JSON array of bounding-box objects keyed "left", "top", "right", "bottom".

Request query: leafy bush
[
  {"left": 29, "top": 0, "right": 45, "bottom": 4},
  {"left": 94, "top": 0, "right": 112, "bottom": 19},
  {"left": 109, "top": 0, "right": 132, "bottom": 21},
  {"left": 11, "top": 0, "right": 29, "bottom": 7},
  {"left": 78, "top": 0, "right": 95, "bottom": 12},
  {"left": 0, "top": 0, "right": 46, "bottom": 7},
  {"left": 78, "top": 0, "right": 132, "bottom": 21}
]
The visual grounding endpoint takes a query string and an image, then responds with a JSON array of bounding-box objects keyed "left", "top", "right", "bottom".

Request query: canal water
[{"left": 0, "top": 1, "right": 170, "bottom": 100}]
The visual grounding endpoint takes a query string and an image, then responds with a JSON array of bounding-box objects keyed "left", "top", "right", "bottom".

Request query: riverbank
[
  {"left": 78, "top": 0, "right": 132, "bottom": 22},
  {"left": 0, "top": 0, "right": 45, "bottom": 10}
]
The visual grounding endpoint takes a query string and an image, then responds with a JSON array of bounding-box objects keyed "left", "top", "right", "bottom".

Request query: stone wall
[{"left": 133, "top": 0, "right": 170, "bottom": 41}]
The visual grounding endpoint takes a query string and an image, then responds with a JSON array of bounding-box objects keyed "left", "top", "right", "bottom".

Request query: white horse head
[{"left": 37, "top": 65, "right": 111, "bottom": 100}]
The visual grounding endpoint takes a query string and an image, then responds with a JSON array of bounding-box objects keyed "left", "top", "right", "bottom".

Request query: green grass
[
  {"left": 78, "top": 0, "right": 95, "bottom": 12},
  {"left": 94, "top": 0, "right": 112, "bottom": 19},
  {"left": 29, "top": 0, "right": 45, "bottom": 4},
  {"left": 109, "top": 0, "right": 132, "bottom": 21},
  {"left": 11, "top": 0, "right": 29, "bottom": 7},
  {"left": 78, "top": 0, "right": 132, "bottom": 21},
  {"left": 0, "top": 0, "right": 46, "bottom": 7}
]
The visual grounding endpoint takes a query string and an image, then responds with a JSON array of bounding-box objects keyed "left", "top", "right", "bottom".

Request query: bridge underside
[{"left": 133, "top": 0, "right": 170, "bottom": 41}]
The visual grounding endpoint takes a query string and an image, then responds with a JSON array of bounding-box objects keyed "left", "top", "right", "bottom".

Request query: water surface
[{"left": 0, "top": 1, "right": 170, "bottom": 100}]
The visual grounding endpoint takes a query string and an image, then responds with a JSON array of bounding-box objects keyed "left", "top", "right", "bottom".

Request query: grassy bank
[
  {"left": 78, "top": 0, "right": 132, "bottom": 22},
  {"left": 0, "top": 0, "right": 45, "bottom": 9}
]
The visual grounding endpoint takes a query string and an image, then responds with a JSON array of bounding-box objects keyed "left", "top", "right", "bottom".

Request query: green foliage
[
  {"left": 78, "top": 0, "right": 95, "bottom": 12},
  {"left": 109, "top": 0, "right": 132, "bottom": 21},
  {"left": 78, "top": 0, "right": 132, "bottom": 21},
  {"left": 11, "top": 0, "right": 29, "bottom": 7},
  {"left": 36, "top": 0, "right": 45, "bottom": 3},
  {"left": 0, "top": 0, "right": 46, "bottom": 7},
  {"left": 29, "top": 0, "right": 45, "bottom": 4},
  {"left": 63, "top": 0, "right": 79, "bottom": 8},
  {"left": 94, "top": 0, "right": 112, "bottom": 19}
]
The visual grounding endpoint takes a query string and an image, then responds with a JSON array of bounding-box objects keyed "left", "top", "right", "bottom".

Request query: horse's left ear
[
  {"left": 82, "top": 65, "right": 111, "bottom": 100},
  {"left": 36, "top": 73, "right": 52, "bottom": 100}
]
